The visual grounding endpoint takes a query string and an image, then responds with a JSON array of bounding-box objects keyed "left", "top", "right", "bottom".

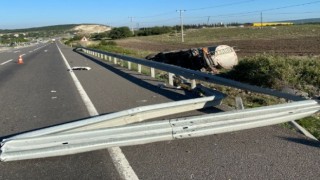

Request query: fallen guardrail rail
[
  {"left": 1, "top": 99, "right": 319, "bottom": 162},
  {"left": 5, "top": 96, "right": 221, "bottom": 140}
]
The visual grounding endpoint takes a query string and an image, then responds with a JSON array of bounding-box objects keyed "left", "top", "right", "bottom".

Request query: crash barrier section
[
  {"left": 79, "top": 47, "right": 318, "bottom": 140},
  {"left": 1, "top": 99, "right": 319, "bottom": 161},
  {"left": 5, "top": 96, "right": 221, "bottom": 140},
  {"left": 78, "top": 47, "right": 304, "bottom": 101}
]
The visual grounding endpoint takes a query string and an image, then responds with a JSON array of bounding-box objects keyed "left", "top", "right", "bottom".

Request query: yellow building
[{"left": 252, "top": 22, "right": 293, "bottom": 27}]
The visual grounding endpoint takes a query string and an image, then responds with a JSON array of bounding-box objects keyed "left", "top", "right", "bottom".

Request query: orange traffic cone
[{"left": 18, "top": 55, "right": 24, "bottom": 64}]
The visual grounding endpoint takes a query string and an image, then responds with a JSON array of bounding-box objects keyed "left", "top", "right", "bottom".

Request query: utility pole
[
  {"left": 260, "top": 12, "right": 263, "bottom": 29},
  {"left": 177, "top": 10, "right": 186, "bottom": 43},
  {"left": 128, "top": 16, "right": 135, "bottom": 35},
  {"left": 207, "top": 16, "right": 211, "bottom": 25}
]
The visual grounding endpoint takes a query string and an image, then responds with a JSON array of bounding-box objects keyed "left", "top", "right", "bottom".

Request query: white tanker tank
[{"left": 146, "top": 45, "right": 238, "bottom": 72}]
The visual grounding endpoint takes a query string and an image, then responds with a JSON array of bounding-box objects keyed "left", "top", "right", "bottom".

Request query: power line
[
  {"left": 132, "top": 0, "right": 256, "bottom": 19},
  {"left": 135, "top": 11, "right": 176, "bottom": 19},
  {"left": 187, "top": 0, "right": 256, "bottom": 11},
  {"left": 113, "top": 0, "right": 320, "bottom": 27},
  {"left": 213, "top": 0, "right": 320, "bottom": 17}
]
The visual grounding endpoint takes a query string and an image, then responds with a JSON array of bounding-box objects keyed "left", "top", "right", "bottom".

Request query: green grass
[
  {"left": 223, "top": 54, "right": 320, "bottom": 96},
  {"left": 219, "top": 54, "right": 320, "bottom": 139},
  {"left": 298, "top": 116, "right": 320, "bottom": 139},
  {"left": 88, "top": 41, "right": 152, "bottom": 58}
]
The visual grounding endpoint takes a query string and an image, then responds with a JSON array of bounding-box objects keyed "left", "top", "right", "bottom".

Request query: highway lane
[
  {"left": 0, "top": 43, "right": 48, "bottom": 65},
  {"left": 0, "top": 43, "right": 121, "bottom": 180},
  {"left": 0, "top": 41, "right": 319, "bottom": 179},
  {"left": 0, "top": 41, "right": 206, "bottom": 179}
]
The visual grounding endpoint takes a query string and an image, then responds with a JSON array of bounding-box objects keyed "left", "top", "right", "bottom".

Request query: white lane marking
[
  {"left": 0, "top": 59, "right": 13, "bottom": 65},
  {"left": 21, "top": 54, "right": 26, "bottom": 57},
  {"left": 108, "top": 148, "right": 140, "bottom": 180},
  {"left": 56, "top": 44, "right": 139, "bottom": 180}
]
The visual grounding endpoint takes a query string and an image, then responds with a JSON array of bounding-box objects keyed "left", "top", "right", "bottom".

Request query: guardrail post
[
  {"left": 151, "top": 68, "right": 155, "bottom": 78},
  {"left": 114, "top": 57, "right": 118, "bottom": 64},
  {"left": 168, "top": 73, "right": 174, "bottom": 86},
  {"left": 235, "top": 97, "right": 245, "bottom": 110},
  {"left": 138, "top": 64, "right": 142, "bottom": 73},
  {"left": 128, "top": 62, "right": 132, "bottom": 70},
  {"left": 191, "top": 79, "right": 197, "bottom": 89}
]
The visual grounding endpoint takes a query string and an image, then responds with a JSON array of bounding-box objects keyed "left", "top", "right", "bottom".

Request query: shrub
[
  {"left": 224, "top": 54, "right": 320, "bottom": 95},
  {"left": 136, "top": 26, "right": 173, "bottom": 36},
  {"left": 100, "top": 40, "right": 116, "bottom": 46},
  {"left": 108, "top": 27, "right": 132, "bottom": 39}
]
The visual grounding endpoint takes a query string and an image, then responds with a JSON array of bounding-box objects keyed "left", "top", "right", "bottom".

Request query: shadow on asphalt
[
  {"left": 75, "top": 51, "right": 198, "bottom": 102},
  {"left": 279, "top": 137, "right": 320, "bottom": 148}
]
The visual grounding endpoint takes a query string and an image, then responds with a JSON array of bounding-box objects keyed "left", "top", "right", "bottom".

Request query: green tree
[{"left": 108, "top": 27, "right": 132, "bottom": 39}]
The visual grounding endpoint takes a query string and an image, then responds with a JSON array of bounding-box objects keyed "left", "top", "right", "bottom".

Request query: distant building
[
  {"left": 81, "top": 36, "right": 88, "bottom": 42},
  {"left": 252, "top": 22, "right": 293, "bottom": 27}
]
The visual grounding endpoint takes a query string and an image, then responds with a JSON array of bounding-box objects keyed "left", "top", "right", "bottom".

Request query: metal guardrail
[
  {"left": 1, "top": 100, "right": 319, "bottom": 162},
  {"left": 80, "top": 48, "right": 319, "bottom": 140},
  {"left": 78, "top": 47, "right": 305, "bottom": 101},
  {"left": 5, "top": 96, "right": 221, "bottom": 140}
]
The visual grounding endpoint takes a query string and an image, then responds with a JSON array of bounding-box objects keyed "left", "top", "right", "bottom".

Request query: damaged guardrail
[
  {"left": 1, "top": 99, "right": 319, "bottom": 162},
  {"left": 78, "top": 47, "right": 305, "bottom": 101},
  {"left": 5, "top": 96, "right": 222, "bottom": 140}
]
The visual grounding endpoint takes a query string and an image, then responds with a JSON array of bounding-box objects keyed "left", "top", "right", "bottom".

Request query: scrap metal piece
[{"left": 69, "top": 66, "right": 91, "bottom": 71}]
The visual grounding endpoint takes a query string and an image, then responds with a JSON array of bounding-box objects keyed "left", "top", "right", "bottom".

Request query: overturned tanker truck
[{"left": 146, "top": 45, "right": 238, "bottom": 72}]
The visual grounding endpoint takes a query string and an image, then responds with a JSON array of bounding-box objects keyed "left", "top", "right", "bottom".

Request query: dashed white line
[
  {"left": 0, "top": 59, "right": 13, "bottom": 66},
  {"left": 56, "top": 44, "right": 139, "bottom": 180}
]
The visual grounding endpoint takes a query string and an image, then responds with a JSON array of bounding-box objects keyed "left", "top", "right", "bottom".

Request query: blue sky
[{"left": 0, "top": 0, "right": 319, "bottom": 29}]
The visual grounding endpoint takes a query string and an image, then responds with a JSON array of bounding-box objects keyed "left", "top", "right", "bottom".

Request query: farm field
[{"left": 116, "top": 25, "right": 320, "bottom": 58}]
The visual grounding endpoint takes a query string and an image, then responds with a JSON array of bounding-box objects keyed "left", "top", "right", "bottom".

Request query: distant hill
[
  {"left": 281, "top": 18, "right": 320, "bottom": 24},
  {"left": 0, "top": 24, "right": 79, "bottom": 33},
  {"left": 0, "top": 24, "right": 111, "bottom": 34}
]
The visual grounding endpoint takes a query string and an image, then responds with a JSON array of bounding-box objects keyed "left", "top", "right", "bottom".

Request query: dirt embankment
[{"left": 72, "top": 25, "right": 111, "bottom": 34}]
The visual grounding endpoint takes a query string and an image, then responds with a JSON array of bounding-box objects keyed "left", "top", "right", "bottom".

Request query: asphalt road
[{"left": 0, "top": 42, "right": 319, "bottom": 180}]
